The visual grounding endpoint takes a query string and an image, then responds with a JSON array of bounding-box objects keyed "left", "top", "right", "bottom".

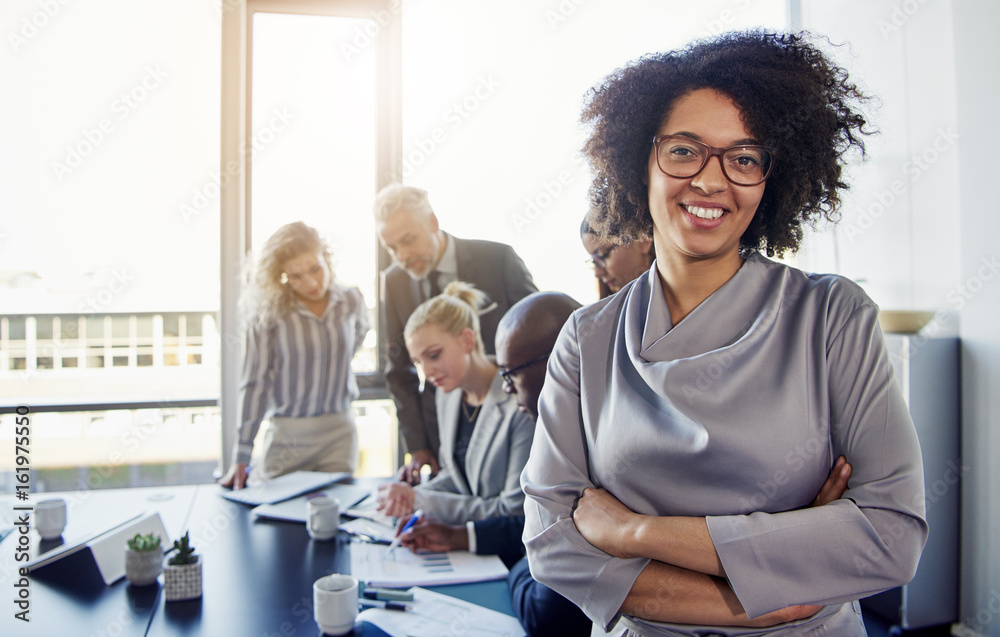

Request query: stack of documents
[{"left": 220, "top": 471, "right": 348, "bottom": 505}]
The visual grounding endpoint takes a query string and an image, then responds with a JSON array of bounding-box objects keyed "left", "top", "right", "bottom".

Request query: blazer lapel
[
  {"left": 464, "top": 375, "right": 505, "bottom": 495},
  {"left": 437, "top": 387, "right": 462, "bottom": 481}
]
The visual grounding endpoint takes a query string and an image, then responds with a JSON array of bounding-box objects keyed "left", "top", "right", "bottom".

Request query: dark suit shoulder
[{"left": 453, "top": 236, "right": 520, "bottom": 260}]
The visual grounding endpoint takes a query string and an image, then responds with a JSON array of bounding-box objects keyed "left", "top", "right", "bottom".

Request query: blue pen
[{"left": 386, "top": 509, "right": 424, "bottom": 554}]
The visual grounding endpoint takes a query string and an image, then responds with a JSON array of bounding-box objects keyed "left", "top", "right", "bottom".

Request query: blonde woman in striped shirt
[{"left": 220, "top": 222, "right": 370, "bottom": 490}]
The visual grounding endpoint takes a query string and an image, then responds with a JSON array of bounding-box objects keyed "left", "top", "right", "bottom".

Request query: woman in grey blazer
[{"left": 378, "top": 282, "right": 534, "bottom": 525}]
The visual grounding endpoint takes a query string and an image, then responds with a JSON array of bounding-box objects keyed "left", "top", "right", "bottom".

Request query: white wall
[
  {"left": 952, "top": 0, "right": 1000, "bottom": 633},
  {"left": 797, "top": 0, "right": 961, "bottom": 317},
  {"left": 802, "top": 1, "right": 1000, "bottom": 634}
]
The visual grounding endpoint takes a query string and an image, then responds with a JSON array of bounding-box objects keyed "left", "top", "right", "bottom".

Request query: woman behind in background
[
  {"left": 219, "top": 221, "right": 369, "bottom": 489},
  {"left": 377, "top": 282, "right": 535, "bottom": 525},
  {"left": 580, "top": 217, "right": 654, "bottom": 299}
]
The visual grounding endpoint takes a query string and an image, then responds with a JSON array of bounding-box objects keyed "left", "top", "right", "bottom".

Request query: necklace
[{"left": 462, "top": 401, "right": 482, "bottom": 422}]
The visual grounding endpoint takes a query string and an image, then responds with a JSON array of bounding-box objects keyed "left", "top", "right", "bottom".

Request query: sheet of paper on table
[
  {"left": 339, "top": 517, "right": 395, "bottom": 543},
  {"left": 357, "top": 586, "right": 526, "bottom": 637},
  {"left": 342, "top": 494, "right": 396, "bottom": 527},
  {"left": 350, "top": 541, "right": 509, "bottom": 587},
  {"left": 251, "top": 483, "right": 373, "bottom": 523}
]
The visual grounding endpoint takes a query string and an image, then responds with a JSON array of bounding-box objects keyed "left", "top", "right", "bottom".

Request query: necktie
[{"left": 427, "top": 270, "right": 442, "bottom": 300}]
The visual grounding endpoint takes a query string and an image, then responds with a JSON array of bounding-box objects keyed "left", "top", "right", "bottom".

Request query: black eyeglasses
[
  {"left": 651, "top": 135, "right": 776, "bottom": 186},
  {"left": 498, "top": 353, "right": 550, "bottom": 391},
  {"left": 584, "top": 245, "right": 617, "bottom": 269}
]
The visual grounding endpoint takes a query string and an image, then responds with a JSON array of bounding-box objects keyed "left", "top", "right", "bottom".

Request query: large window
[
  {"left": 249, "top": 11, "right": 380, "bottom": 372},
  {"left": 4, "top": 0, "right": 790, "bottom": 489},
  {"left": 0, "top": 0, "right": 221, "bottom": 488}
]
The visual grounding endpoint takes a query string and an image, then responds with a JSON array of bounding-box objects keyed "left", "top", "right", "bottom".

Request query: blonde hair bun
[{"left": 404, "top": 280, "right": 488, "bottom": 354}]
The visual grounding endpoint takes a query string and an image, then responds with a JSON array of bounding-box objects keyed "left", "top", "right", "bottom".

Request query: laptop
[{"left": 220, "top": 470, "right": 349, "bottom": 506}]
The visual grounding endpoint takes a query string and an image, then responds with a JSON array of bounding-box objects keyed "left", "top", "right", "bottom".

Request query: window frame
[{"left": 219, "top": 0, "right": 402, "bottom": 474}]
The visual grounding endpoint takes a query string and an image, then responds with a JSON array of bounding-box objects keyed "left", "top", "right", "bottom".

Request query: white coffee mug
[
  {"left": 307, "top": 495, "right": 339, "bottom": 541},
  {"left": 313, "top": 573, "right": 358, "bottom": 636},
  {"left": 35, "top": 498, "right": 67, "bottom": 540}
]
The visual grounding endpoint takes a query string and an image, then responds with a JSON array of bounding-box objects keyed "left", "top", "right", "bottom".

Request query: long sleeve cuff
[
  {"left": 466, "top": 521, "right": 478, "bottom": 553},
  {"left": 235, "top": 441, "right": 254, "bottom": 467}
]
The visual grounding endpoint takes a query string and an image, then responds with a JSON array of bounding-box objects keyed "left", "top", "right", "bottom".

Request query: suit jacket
[
  {"left": 380, "top": 235, "right": 537, "bottom": 456},
  {"left": 474, "top": 515, "right": 526, "bottom": 569},
  {"left": 412, "top": 374, "right": 535, "bottom": 525}
]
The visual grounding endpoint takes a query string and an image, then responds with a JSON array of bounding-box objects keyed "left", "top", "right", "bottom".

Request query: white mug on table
[
  {"left": 313, "top": 573, "right": 358, "bottom": 636},
  {"left": 35, "top": 498, "right": 67, "bottom": 540},
  {"left": 307, "top": 495, "right": 339, "bottom": 541}
]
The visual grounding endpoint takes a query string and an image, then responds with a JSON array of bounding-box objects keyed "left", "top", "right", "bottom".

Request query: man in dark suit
[{"left": 375, "top": 184, "right": 537, "bottom": 482}]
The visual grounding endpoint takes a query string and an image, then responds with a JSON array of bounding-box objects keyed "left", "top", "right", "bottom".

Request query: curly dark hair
[{"left": 582, "top": 30, "right": 872, "bottom": 257}]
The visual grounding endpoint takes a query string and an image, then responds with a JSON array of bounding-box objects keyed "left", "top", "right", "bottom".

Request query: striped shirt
[{"left": 233, "top": 284, "right": 370, "bottom": 466}]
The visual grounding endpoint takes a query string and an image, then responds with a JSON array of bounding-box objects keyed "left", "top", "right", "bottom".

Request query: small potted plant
[
  {"left": 163, "top": 531, "right": 201, "bottom": 601},
  {"left": 125, "top": 533, "right": 163, "bottom": 586}
]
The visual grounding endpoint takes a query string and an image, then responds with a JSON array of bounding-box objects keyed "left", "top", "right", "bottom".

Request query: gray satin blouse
[{"left": 521, "top": 253, "right": 927, "bottom": 635}]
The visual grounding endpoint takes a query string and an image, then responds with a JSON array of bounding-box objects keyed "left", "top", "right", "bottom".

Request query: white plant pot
[
  {"left": 125, "top": 548, "right": 162, "bottom": 586},
  {"left": 163, "top": 555, "right": 202, "bottom": 601}
]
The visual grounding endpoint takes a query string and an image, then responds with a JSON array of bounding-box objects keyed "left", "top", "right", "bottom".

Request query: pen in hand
[{"left": 386, "top": 509, "right": 424, "bottom": 554}]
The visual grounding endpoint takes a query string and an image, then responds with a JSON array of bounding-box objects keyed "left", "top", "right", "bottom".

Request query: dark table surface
[{"left": 1, "top": 481, "right": 516, "bottom": 637}]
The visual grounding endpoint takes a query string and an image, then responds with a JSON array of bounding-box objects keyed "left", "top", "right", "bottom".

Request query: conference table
[{"left": 1, "top": 480, "right": 516, "bottom": 636}]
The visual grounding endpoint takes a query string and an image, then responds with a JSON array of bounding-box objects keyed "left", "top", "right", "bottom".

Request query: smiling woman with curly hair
[
  {"left": 582, "top": 30, "right": 870, "bottom": 257},
  {"left": 522, "top": 31, "right": 927, "bottom": 636}
]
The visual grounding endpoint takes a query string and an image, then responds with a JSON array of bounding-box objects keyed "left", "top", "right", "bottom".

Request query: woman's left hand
[
  {"left": 573, "top": 487, "right": 642, "bottom": 559},
  {"left": 377, "top": 482, "right": 416, "bottom": 518}
]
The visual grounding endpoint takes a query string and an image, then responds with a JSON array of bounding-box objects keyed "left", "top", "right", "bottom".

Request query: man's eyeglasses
[
  {"left": 650, "top": 135, "right": 776, "bottom": 186},
  {"left": 585, "top": 245, "right": 617, "bottom": 269},
  {"left": 498, "top": 353, "right": 550, "bottom": 391}
]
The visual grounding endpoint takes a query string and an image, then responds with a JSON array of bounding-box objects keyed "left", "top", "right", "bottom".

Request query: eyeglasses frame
[
  {"left": 585, "top": 245, "right": 618, "bottom": 269},
  {"left": 650, "top": 135, "right": 776, "bottom": 186},
  {"left": 499, "top": 353, "right": 550, "bottom": 390}
]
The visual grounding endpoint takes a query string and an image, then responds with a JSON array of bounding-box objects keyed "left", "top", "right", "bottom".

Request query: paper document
[
  {"left": 351, "top": 542, "right": 508, "bottom": 588},
  {"left": 357, "top": 586, "right": 526, "bottom": 637},
  {"left": 220, "top": 471, "right": 348, "bottom": 506},
  {"left": 343, "top": 494, "right": 396, "bottom": 527},
  {"left": 251, "top": 483, "right": 372, "bottom": 523},
  {"left": 340, "top": 518, "right": 396, "bottom": 543}
]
